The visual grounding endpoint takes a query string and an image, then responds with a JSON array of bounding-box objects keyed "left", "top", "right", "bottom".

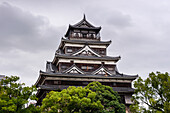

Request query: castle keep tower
[{"left": 35, "top": 15, "right": 138, "bottom": 107}]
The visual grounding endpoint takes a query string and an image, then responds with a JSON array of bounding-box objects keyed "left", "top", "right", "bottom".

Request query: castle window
[
  {"left": 54, "top": 81, "right": 61, "bottom": 85},
  {"left": 88, "top": 66, "right": 93, "bottom": 69},
  {"left": 82, "top": 82, "right": 89, "bottom": 85},
  {"left": 108, "top": 68, "right": 114, "bottom": 71},
  {"left": 61, "top": 65, "right": 67, "bottom": 69},
  {"left": 113, "top": 83, "right": 117, "bottom": 86},
  {"left": 74, "top": 30, "right": 80, "bottom": 32},
  {"left": 61, "top": 65, "right": 67, "bottom": 71},
  {"left": 101, "top": 50, "right": 105, "bottom": 54},
  {"left": 73, "top": 33, "right": 79, "bottom": 37},
  {"left": 81, "top": 66, "right": 93, "bottom": 70},
  {"left": 67, "top": 49, "right": 72, "bottom": 53},
  {"left": 61, "top": 66, "right": 67, "bottom": 69},
  {"left": 90, "top": 34, "right": 94, "bottom": 38},
  {"left": 75, "top": 33, "right": 79, "bottom": 37},
  {"left": 82, "top": 30, "right": 88, "bottom": 33},
  {"left": 83, "top": 34, "right": 87, "bottom": 38},
  {"left": 81, "top": 66, "right": 87, "bottom": 69}
]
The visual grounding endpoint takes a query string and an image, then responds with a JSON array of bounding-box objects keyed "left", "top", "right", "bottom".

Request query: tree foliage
[
  {"left": 85, "top": 81, "right": 126, "bottom": 113},
  {"left": 41, "top": 86, "right": 103, "bottom": 113},
  {"left": 0, "top": 76, "right": 38, "bottom": 113},
  {"left": 130, "top": 72, "right": 170, "bottom": 113}
]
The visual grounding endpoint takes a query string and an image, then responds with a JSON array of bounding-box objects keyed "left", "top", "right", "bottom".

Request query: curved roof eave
[
  {"left": 60, "top": 38, "right": 112, "bottom": 47},
  {"left": 39, "top": 71, "right": 138, "bottom": 80},
  {"left": 55, "top": 54, "right": 121, "bottom": 62}
]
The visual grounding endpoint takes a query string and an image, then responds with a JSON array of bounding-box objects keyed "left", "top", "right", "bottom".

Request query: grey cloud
[
  {"left": 0, "top": 2, "right": 63, "bottom": 53},
  {"left": 85, "top": 7, "right": 133, "bottom": 29},
  {"left": 106, "top": 12, "right": 132, "bottom": 28}
]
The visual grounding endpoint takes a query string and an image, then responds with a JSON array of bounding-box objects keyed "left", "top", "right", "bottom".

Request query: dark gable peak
[{"left": 72, "top": 14, "right": 95, "bottom": 28}]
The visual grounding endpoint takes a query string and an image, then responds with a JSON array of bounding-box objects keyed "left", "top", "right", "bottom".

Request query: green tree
[
  {"left": 0, "top": 76, "right": 39, "bottom": 113},
  {"left": 130, "top": 72, "right": 170, "bottom": 113},
  {"left": 85, "top": 81, "right": 126, "bottom": 113},
  {"left": 41, "top": 86, "right": 103, "bottom": 113}
]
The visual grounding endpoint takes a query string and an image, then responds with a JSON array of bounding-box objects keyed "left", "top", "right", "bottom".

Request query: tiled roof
[
  {"left": 61, "top": 38, "right": 111, "bottom": 45},
  {"left": 35, "top": 70, "right": 138, "bottom": 87},
  {"left": 39, "top": 70, "right": 138, "bottom": 79},
  {"left": 55, "top": 54, "right": 121, "bottom": 61}
]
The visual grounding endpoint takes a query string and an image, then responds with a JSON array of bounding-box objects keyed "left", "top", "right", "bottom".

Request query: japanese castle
[{"left": 35, "top": 15, "right": 138, "bottom": 109}]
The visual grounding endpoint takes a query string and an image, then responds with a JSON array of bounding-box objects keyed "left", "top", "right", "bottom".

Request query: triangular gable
[
  {"left": 92, "top": 65, "right": 112, "bottom": 76},
  {"left": 72, "top": 45, "right": 101, "bottom": 57},
  {"left": 63, "top": 64, "right": 84, "bottom": 74}
]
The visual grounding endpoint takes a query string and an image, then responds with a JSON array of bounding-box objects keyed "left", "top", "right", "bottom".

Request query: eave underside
[
  {"left": 36, "top": 85, "right": 134, "bottom": 98},
  {"left": 40, "top": 85, "right": 134, "bottom": 92}
]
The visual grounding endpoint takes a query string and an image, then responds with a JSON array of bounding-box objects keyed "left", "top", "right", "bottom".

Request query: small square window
[
  {"left": 67, "top": 49, "right": 72, "bottom": 53},
  {"left": 108, "top": 68, "right": 114, "bottom": 71},
  {"left": 81, "top": 66, "right": 87, "bottom": 69}
]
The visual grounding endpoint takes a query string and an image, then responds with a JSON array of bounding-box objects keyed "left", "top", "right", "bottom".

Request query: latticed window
[
  {"left": 108, "top": 67, "right": 114, "bottom": 71},
  {"left": 82, "top": 34, "right": 87, "bottom": 38},
  {"left": 75, "top": 33, "right": 79, "bottom": 37},
  {"left": 101, "top": 50, "right": 105, "bottom": 54},
  {"left": 81, "top": 66, "right": 94, "bottom": 70},
  {"left": 61, "top": 65, "right": 67, "bottom": 69},
  {"left": 54, "top": 81, "right": 61, "bottom": 85},
  {"left": 73, "top": 33, "right": 79, "bottom": 37},
  {"left": 67, "top": 49, "right": 72, "bottom": 53},
  {"left": 90, "top": 34, "right": 94, "bottom": 38}
]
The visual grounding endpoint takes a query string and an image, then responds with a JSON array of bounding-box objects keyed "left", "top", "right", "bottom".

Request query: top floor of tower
[{"left": 65, "top": 15, "right": 101, "bottom": 41}]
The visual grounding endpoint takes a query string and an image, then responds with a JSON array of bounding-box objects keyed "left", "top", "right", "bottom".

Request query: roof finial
[{"left": 83, "top": 14, "right": 86, "bottom": 20}]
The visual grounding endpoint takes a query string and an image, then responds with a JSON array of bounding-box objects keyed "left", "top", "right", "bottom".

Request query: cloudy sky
[{"left": 0, "top": 0, "right": 170, "bottom": 86}]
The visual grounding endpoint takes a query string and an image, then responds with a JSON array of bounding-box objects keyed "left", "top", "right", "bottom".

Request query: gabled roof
[
  {"left": 92, "top": 65, "right": 113, "bottom": 76},
  {"left": 55, "top": 54, "right": 121, "bottom": 62},
  {"left": 58, "top": 38, "right": 111, "bottom": 50},
  {"left": 65, "top": 15, "right": 101, "bottom": 37},
  {"left": 62, "top": 64, "right": 85, "bottom": 74},
  {"left": 72, "top": 45, "right": 101, "bottom": 57}
]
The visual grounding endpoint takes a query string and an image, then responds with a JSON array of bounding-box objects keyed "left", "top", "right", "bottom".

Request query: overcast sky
[{"left": 0, "top": 0, "right": 170, "bottom": 86}]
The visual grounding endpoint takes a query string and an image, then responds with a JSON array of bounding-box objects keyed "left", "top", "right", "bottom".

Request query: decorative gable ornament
[
  {"left": 92, "top": 66, "right": 112, "bottom": 76},
  {"left": 63, "top": 64, "right": 84, "bottom": 74},
  {"left": 72, "top": 45, "right": 101, "bottom": 57}
]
